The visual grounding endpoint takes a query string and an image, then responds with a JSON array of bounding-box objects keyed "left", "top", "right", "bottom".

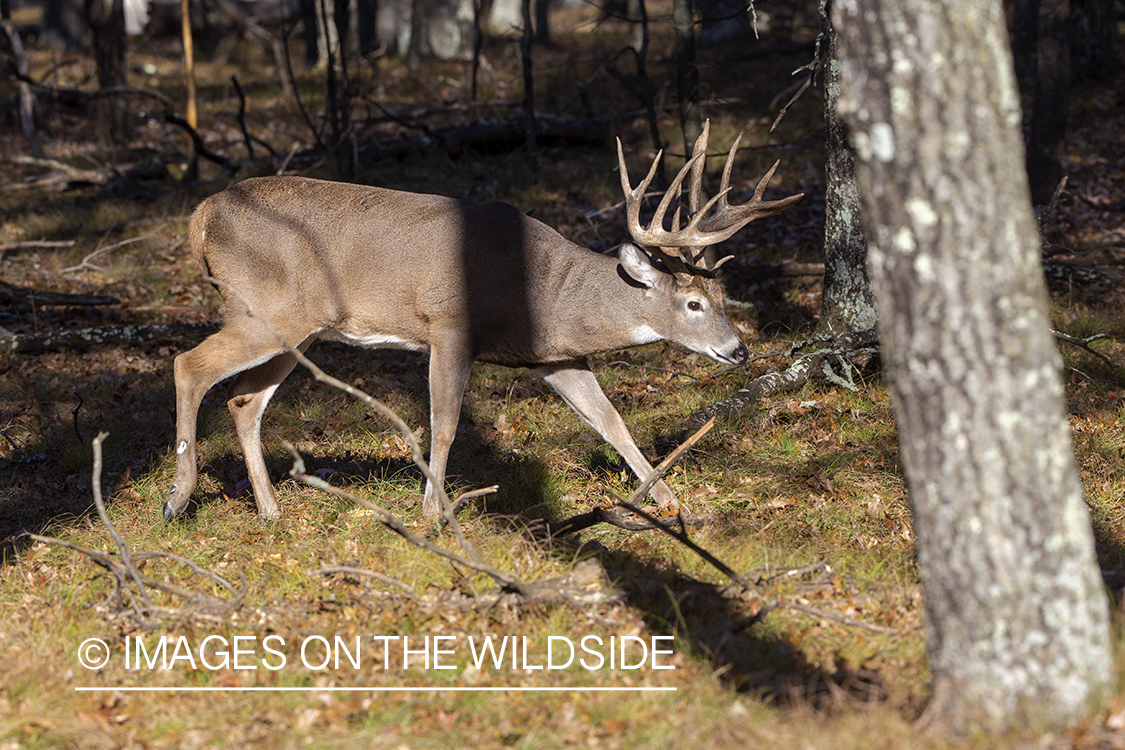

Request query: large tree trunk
[
  {"left": 818, "top": 0, "right": 875, "bottom": 333},
  {"left": 832, "top": 0, "right": 1112, "bottom": 734}
]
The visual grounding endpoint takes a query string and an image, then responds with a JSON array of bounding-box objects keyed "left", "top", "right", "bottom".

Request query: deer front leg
[
  {"left": 166, "top": 330, "right": 283, "bottom": 521},
  {"left": 422, "top": 331, "right": 474, "bottom": 518},
  {"left": 537, "top": 361, "right": 680, "bottom": 512},
  {"left": 166, "top": 320, "right": 311, "bottom": 521}
]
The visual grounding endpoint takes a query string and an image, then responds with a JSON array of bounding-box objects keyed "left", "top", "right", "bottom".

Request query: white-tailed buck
[{"left": 164, "top": 122, "right": 802, "bottom": 520}]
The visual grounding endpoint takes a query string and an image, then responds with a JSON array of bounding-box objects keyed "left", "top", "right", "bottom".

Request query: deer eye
[{"left": 687, "top": 300, "right": 703, "bottom": 312}]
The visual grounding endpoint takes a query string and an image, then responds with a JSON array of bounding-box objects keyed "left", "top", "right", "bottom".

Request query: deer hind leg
[
  {"left": 165, "top": 324, "right": 309, "bottom": 521},
  {"left": 421, "top": 332, "right": 474, "bottom": 518},
  {"left": 538, "top": 362, "right": 681, "bottom": 512},
  {"left": 227, "top": 341, "right": 310, "bottom": 520}
]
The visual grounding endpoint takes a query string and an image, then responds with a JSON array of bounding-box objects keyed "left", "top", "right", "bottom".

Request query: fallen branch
[
  {"left": 541, "top": 505, "right": 716, "bottom": 537},
  {"left": 0, "top": 239, "right": 76, "bottom": 252},
  {"left": 1, "top": 155, "right": 112, "bottom": 186},
  {"left": 737, "top": 600, "right": 899, "bottom": 635},
  {"left": 57, "top": 225, "right": 167, "bottom": 274},
  {"left": 285, "top": 443, "right": 531, "bottom": 597},
  {"left": 0, "top": 322, "right": 219, "bottom": 354},
  {"left": 681, "top": 328, "right": 879, "bottom": 437},
  {"left": 0, "top": 281, "right": 119, "bottom": 312},
  {"left": 1052, "top": 329, "right": 1115, "bottom": 370}
]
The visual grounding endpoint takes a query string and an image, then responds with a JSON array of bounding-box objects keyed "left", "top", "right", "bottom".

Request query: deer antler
[{"left": 617, "top": 120, "right": 804, "bottom": 274}]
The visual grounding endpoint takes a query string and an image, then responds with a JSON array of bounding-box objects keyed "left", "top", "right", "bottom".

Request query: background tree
[
  {"left": 1023, "top": 0, "right": 1069, "bottom": 205},
  {"left": 832, "top": 0, "right": 1112, "bottom": 733},
  {"left": 672, "top": 0, "right": 701, "bottom": 157},
  {"left": 86, "top": 0, "right": 129, "bottom": 142},
  {"left": 43, "top": 0, "right": 88, "bottom": 48},
  {"left": 817, "top": 0, "right": 875, "bottom": 333}
]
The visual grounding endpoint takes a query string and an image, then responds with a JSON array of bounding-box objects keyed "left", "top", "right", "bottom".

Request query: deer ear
[{"left": 618, "top": 244, "right": 660, "bottom": 288}]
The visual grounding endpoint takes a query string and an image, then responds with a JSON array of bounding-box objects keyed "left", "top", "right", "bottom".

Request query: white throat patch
[{"left": 629, "top": 325, "right": 663, "bottom": 345}]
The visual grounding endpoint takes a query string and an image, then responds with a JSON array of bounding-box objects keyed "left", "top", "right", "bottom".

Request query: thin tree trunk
[
  {"left": 181, "top": 0, "right": 197, "bottom": 130},
  {"left": 520, "top": 0, "right": 539, "bottom": 178},
  {"left": 832, "top": 0, "right": 1111, "bottom": 734},
  {"left": 672, "top": 0, "right": 701, "bottom": 158},
  {"left": 818, "top": 0, "right": 875, "bottom": 333},
  {"left": 87, "top": 0, "right": 129, "bottom": 143},
  {"left": 1025, "top": 0, "right": 1069, "bottom": 205},
  {"left": 1, "top": 20, "right": 44, "bottom": 158}
]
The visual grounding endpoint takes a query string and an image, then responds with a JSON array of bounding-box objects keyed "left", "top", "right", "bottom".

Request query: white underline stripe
[{"left": 75, "top": 686, "right": 676, "bottom": 692}]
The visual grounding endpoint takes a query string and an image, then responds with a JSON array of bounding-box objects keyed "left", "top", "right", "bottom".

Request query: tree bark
[
  {"left": 1025, "top": 0, "right": 1069, "bottom": 205},
  {"left": 86, "top": 0, "right": 129, "bottom": 143},
  {"left": 1072, "top": 0, "right": 1117, "bottom": 80},
  {"left": 832, "top": 0, "right": 1111, "bottom": 734},
  {"left": 44, "top": 0, "right": 89, "bottom": 48},
  {"left": 818, "top": 0, "right": 876, "bottom": 333},
  {"left": 672, "top": 0, "right": 701, "bottom": 159}
]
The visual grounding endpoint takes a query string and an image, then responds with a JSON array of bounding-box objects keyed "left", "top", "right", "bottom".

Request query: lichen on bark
[{"left": 831, "top": 0, "right": 1112, "bottom": 734}]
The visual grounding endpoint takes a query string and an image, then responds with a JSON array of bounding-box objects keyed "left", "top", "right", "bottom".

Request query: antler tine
[
  {"left": 650, "top": 149, "right": 707, "bottom": 248},
  {"left": 616, "top": 137, "right": 660, "bottom": 201},
  {"left": 687, "top": 120, "right": 710, "bottom": 217},
  {"left": 618, "top": 135, "right": 708, "bottom": 256},
  {"left": 616, "top": 128, "right": 801, "bottom": 274},
  {"left": 717, "top": 131, "right": 743, "bottom": 200},
  {"left": 700, "top": 147, "right": 806, "bottom": 235}
]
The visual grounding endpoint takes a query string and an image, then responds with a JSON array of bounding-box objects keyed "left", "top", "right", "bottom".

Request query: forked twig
[
  {"left": 1051, "top": 329, "right": 1115, "bottom": 370},
  {"left": 57, "top": 225, "right": 167, "bottom": 275},
  {"left": 89, "top": 432, "right": 152, "bottom": 611}
]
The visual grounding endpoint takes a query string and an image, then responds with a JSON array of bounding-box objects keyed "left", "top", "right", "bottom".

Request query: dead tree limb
[
  {"left": 285, "top": 443, "right": 532, "bottom": 597},
  {"left": 1, "top": 19, "right": 43, "bottom": 158},
  {"left": 0, "top": 281, "right": 118, "bottom": 311},
  {"left": 0, "top": 322, "right": 219, "bottom": 354},
  {"left": 681, "top": 327, "right": 879, "bottom": 437},
  {"left": 89, "top": 432, "right": 152, "bottom": 611},
  {"left": 0, "top": 239, "right": 76, "bottom": 252},
  {"left": 1051, "top": 329, "right": 1115, "bottom": 369},
  {"left": 542, "top": 505, "right": 716, "bottom": 537}
]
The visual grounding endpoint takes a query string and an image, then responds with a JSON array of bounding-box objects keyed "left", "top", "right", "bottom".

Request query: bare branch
[
  {"left": 88, "top": 432, "right": 152, "bottom": 610},
  {"left": 1052, "top": 329, "right": 1115, "bottom": 370},
  {"left": 312, "top": 565, "right": 419, "bottom": 599}
]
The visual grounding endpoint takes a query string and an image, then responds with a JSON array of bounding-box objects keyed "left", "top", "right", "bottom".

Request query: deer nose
[{"left": 732, "top": 343, "right": 748, "bottom": 364}]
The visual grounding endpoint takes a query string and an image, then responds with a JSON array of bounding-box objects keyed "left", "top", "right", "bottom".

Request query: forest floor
[{"left": 1, "top": 3, "right": 1123, "bottom": 748}]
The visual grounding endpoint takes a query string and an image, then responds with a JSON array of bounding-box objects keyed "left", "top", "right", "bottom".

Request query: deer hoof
[{"left": 162, "top": 500, "right": 177, "bottom": 522}]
